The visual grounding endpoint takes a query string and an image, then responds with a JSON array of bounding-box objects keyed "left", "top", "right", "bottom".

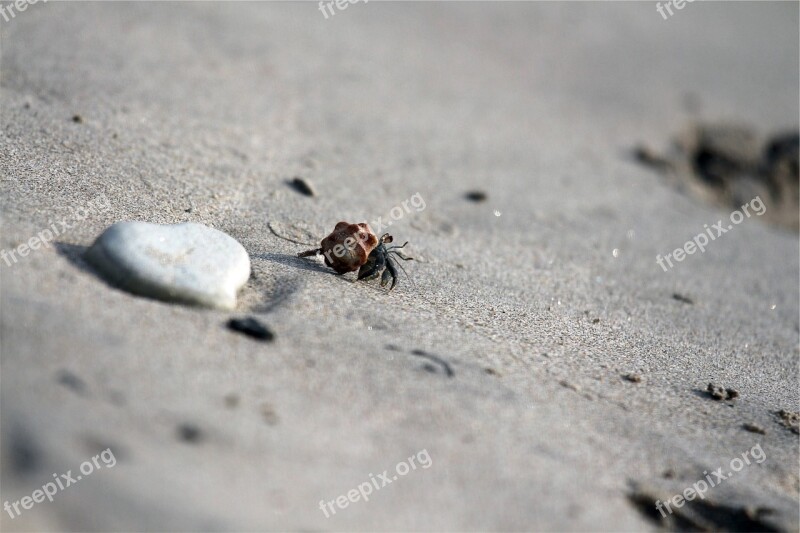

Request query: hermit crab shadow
[
  {"left": 255, "top": 252, "right": 366, "bottom": 289},
  {"left": 255, "top": 252, "right": 383, "bottom": 290},
  {"left": 254, "top": 252, "right": 333, "bottom": 275}
]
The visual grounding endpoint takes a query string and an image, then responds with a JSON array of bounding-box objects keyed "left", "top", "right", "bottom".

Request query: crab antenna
[{"left": 388, "top": 255, "right": 416, "bottom": 290}]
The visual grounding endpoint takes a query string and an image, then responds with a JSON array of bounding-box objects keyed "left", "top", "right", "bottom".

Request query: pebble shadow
[
  {"left": 54, "top": 242, "right": 95, "bottom": 275},
  {"left": 249, "top": 276, "right": 303, "bottom": 314}
]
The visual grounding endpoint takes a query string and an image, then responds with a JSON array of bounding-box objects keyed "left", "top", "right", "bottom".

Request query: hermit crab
[{"left": 298, "top": 222, "right": 413, "bottom": 290}]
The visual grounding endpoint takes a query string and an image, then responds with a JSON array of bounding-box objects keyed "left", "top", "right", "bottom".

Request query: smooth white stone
[{"left": 85, "top": 222, "right": 250, "bottom": 310}]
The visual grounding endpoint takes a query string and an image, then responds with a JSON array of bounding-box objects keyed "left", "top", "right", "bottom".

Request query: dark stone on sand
[{"left": 227, "top": 316, "right": 275, "bottom": 342}]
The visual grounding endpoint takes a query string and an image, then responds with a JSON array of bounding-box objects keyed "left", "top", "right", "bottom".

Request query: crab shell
[{"left": 320, "top": 221, "right": 379, "bottom": 274}]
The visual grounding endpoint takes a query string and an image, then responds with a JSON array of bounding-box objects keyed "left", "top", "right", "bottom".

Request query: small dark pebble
[
  {"left": 464, "top": 190, "right": 488, "bottom": 202},
  {"left": 71, "top": 114, "right": 83, "bottom": 123},
  {"left": 707, "top": 383, "right": 726, "bottom": 400},
  {"left": 260, "top": 403, "right": 279, "bottom": 426},
  {"left": 9, "top": 428, "right": 41, "bottom": 474},
  {"left": 56, "top": 370, "right": 87, "bottom": 395},
  {"left": 592, "top": 318, "right": 600, "bottom": 324},
  {"left": 764, "top": 132, "right": 799, "bottom": 166},
  {"left": 108, "top": 389, "right": 126, "bottom": 406},
  {"left": 288, "top": 177, "right": 315, "bottom": 197},
  {"left": 662, "top": 469, "right": 675, "bottom": 479},
  {"left": 707, "top": 382, "right": 738, "bottom": 401},
  {"left": 672, "top": 293, "right": 694, "bottom": 304},
  {"left": 227, "top": 317, "right": 275, "bottom": 342},
  {"left": 775, "top": 409, "right": 800, "bottom": 434},
  {"left": 742, "top": 423, "right": 766, "bottom": 435},
  {"left": 177, "top": 423, "right": 203, "bottom": 443},
  {"left": 421, "top": 363, "right": 438, "bottom": 374},
  {"left": 224, "top": 393, "right": 240, "bottom": 409},
  {"left": 622, "top": 373, "right": 642, "bottom": 383},
  {"left": 559, "top": 379, "right": 581, "bottom": 392},
  {"left": 632, "top": 145, "right": 673, "bottom": 171},
  {"left": 484, "top": 367, "right": 499, "bottom": 376}
]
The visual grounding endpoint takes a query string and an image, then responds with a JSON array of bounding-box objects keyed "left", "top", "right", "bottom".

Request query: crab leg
[{"left": 381, "top": 258, "right": 398, "bottom": 290}]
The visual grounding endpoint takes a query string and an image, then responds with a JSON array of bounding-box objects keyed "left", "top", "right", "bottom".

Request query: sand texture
[{"left": 1, "top": 2, "right": 798, "bottom": 531}]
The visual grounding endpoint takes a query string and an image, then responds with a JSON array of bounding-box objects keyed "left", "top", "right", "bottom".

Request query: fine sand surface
[{"left": 1, "top": 2, "right": 798, "bottom": 531}]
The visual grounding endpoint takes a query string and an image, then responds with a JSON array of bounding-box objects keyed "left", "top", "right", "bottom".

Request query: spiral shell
[{"left": 319, "top": 221, "right": 378, "bottom": 274}]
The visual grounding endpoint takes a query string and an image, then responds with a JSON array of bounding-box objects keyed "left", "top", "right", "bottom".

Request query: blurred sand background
[{"left": 1, "top": 2, "right": 798, "bottom": 531}]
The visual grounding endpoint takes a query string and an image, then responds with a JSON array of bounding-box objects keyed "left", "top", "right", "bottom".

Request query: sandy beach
[{"left": 1, "top": 2, "right": 798, "bottom": 531}]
